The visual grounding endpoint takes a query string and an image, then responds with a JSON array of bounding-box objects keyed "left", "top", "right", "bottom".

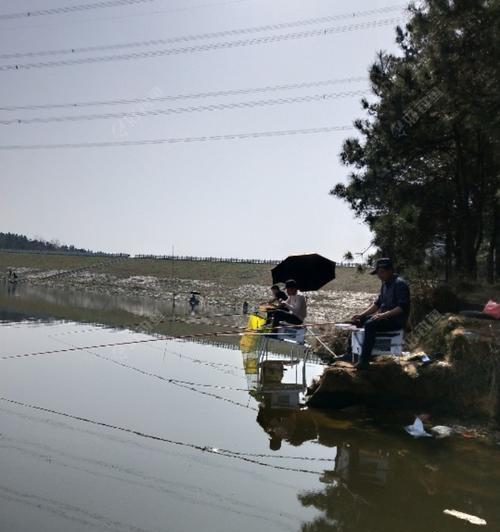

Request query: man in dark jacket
[{"left": 351, "top": 258, "right": 410, "bottom": 369}]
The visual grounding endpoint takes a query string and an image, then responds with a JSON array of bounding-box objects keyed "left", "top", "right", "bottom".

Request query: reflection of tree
[
  {"left": 296, "top": 430, "right": 498, "bottom": 532},
  {"left": 299, "top": 483, "right": 361, "bottom": 532}
]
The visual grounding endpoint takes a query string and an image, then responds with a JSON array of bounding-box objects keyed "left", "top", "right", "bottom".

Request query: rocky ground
[{"left": 308, "top": 314, "right": 500, "bottom": 437}]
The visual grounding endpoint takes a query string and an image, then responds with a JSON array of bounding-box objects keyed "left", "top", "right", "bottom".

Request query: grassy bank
[{"left": 0, "top": 251, "right": 379, "bottom": 292}]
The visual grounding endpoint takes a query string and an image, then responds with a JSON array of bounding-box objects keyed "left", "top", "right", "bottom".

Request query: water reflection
[
  {"left": 0, "top": 283, "right": 246, "bottom": 349},
  {"left": 1, "top": 303, "right": 499, "bottom": 532},
  {"left": 298, "top": 427, "right": 500, "bottom": 532},
  {"left": 238, "top": 331, "right": 500, "bottom": 532},
  {"left": 241, "top": 332, "right": 326, "bottom": 452}
]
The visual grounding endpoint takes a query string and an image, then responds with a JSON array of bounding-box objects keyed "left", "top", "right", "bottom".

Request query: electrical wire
[
  {"left": 0, "top": 76, "right": 367, "bottom": 112},
  {"left": 0, "top": 0, "right": 254, "bottom": 31},
  {"left": 0, "top": 0, "right": 158, "bottom": 21},
  {"left": 0, "top": 90, "right": 367, "bottom": 125},
  {"left": 0, "top": 4, "right": 406, "bottom": 59},
  {"left": 0, "top": 124, "right": 354, "bottom": 150},
  {"left": 0, "top": 17, "right": 403, "bottom": 71}
]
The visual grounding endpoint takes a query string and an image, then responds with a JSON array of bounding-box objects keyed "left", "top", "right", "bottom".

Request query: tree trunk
[{"left": 453, "top": 129, "right": 479, "bottom": 279}]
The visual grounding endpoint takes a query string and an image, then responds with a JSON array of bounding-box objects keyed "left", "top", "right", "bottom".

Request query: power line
[
  {"left": 0, "top": 4, "right": 406, "bottom": 59},
  {"left": 0, "top": 90, "right": 367, "bottom": 125},
  {"left": 0, "top": 0, "right": 158, "bottom": 21},
  {"left": 0, "top": 76, "right": 367, "bottom": 111},
  {"left": 0, "top": 17, "right": 403, "bottom": 71},
  {"left": 0, "top": 125, "right": 354, "bottom": 150},
  {"left": 0, "top": 0, "right": 253, "bottom": 31}
]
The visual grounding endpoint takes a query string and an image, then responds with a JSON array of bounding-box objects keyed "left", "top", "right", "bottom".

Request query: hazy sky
[{"left": 0, "top": 0, "right": 408, "bottom": 259}]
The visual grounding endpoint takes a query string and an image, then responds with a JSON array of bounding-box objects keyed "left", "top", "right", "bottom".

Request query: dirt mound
[{"left": 308, "top": 315, "right": 500, "bottom": 421}]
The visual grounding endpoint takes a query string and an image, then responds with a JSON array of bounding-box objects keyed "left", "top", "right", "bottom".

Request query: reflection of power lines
[
  {"left": 0, "top": 18, "right": 402, "bottom": 71},
  {"left": 0, "top": 5, "right": 405, "bottom": 58},
  {"left": 0, "top": 434, "right": 302, "bottom": 527},
  {"left": 1, "top": 91, "right": 367, "bottom": 125},
  {"left": 0, "top": 484, "right": 151, "bottom": 532},
  {"left": 0, "top": 407, "right": 298, "bottom": 516},
  {"left": 0, "top": 396, "right": 322, "bottom": 475}
]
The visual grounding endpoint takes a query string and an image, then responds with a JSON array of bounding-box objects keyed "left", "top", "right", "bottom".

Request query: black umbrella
[{"left": 271, "top": 253, "right": 336, "bottom": 291}]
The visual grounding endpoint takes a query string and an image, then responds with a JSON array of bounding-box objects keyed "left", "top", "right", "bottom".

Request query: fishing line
[
  {"left": 0, "top": 332, "right": 274, "bottom": 360},
  {"left": 43, "top": 334, "right": 336, "bottom": 464},
  {"left": 47, "top": 334, "right": 256, "bottom": 410},
  {"left": 8, "top": 324, "right": 242, "bottom": 375},
  {"left": 0, "top": 323, "right": 340, "bottom": 360},
  {"left": 46, "top": 331, "right": 243, "bottom": 372}
]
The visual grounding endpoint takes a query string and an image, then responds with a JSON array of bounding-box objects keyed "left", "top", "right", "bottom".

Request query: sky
[{"left": 0, "top": 0, "right": 408, "bottom": 260}]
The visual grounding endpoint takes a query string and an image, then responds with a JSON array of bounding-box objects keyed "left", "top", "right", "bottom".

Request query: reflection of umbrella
[{"left": 271, "top": 253, "right": 335, "bottom": 291}]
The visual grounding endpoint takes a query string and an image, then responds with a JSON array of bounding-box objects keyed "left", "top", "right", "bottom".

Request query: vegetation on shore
[
  {"left": 0, "top": 231, "right": 96, "bottom": 254},
  {"left": 333, "top": 0, "right": 499, "bottom": 283}
]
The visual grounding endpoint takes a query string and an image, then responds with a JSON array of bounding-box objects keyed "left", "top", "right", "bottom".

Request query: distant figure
[
  {"left": 242, "top": 301, "right": 249, "bottom": 315},
  {"left": 268, "top": 284, "right": 287, "bottom": 305},
  {"left": 188, "top": 292, "right": 200, "bottom": 311},
  {"left": 269, "top": 279, "right": 307, "bottom": 329},
  {"left": 351, "top": 258, "right": 410, "bottom": 370},
  {"left": 8, "top": 269, "right": 18, "bottom": 283}
]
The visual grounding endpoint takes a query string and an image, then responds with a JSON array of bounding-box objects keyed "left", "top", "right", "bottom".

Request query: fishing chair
[
  {"left": 351, "top": 328, "right": 405, "bottom": 357},
  {"left": 275, "top": 325, "right": 306, "bottom": 345}
]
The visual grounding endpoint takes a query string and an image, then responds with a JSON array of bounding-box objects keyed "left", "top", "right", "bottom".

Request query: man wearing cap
[
  {"left": 351, "top": 258, "right": 410, "bottom": 369},
  {"left": 270, "top": 279, "right": 307, "bottom": 329}
]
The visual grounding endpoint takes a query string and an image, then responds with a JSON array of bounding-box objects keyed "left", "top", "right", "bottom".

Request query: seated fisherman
[
  {"left": 270, "top": 279, "right": 307, "bottom": 329},
  {"left": 268, "top": 284, "right": 288, "bottom": 305},
  {"left": 351, "top": 258, "right": 410, "bottom": 370}
]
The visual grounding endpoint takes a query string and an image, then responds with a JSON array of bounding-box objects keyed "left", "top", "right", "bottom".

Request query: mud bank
[
  {"left": 8, "top": 268, "right": 376, "bottom": 325},
  {"left": 308, "top": 315, "right": 500, "bottom": 423}
]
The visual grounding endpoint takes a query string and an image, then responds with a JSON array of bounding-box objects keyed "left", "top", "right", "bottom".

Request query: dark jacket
[{"left": 374, "top": 274, "right": 410, "bottom": 323}]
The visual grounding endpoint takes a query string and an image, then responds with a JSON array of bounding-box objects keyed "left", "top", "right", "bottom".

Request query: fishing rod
[
  {"left": 1, "top": 319, "right": 354, "bottom": 361},
  {"left": 0, "top": 329, "right": 305, "bottom": 361}
]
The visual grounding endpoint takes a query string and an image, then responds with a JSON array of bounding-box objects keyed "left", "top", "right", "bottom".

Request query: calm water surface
[{"left": 0, "top": 289, "right": 499, "bottom": 531}]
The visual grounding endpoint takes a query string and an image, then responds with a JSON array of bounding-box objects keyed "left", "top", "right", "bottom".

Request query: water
[{"left": 0, "top": 289, "right": 499, "bottom": 531}]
